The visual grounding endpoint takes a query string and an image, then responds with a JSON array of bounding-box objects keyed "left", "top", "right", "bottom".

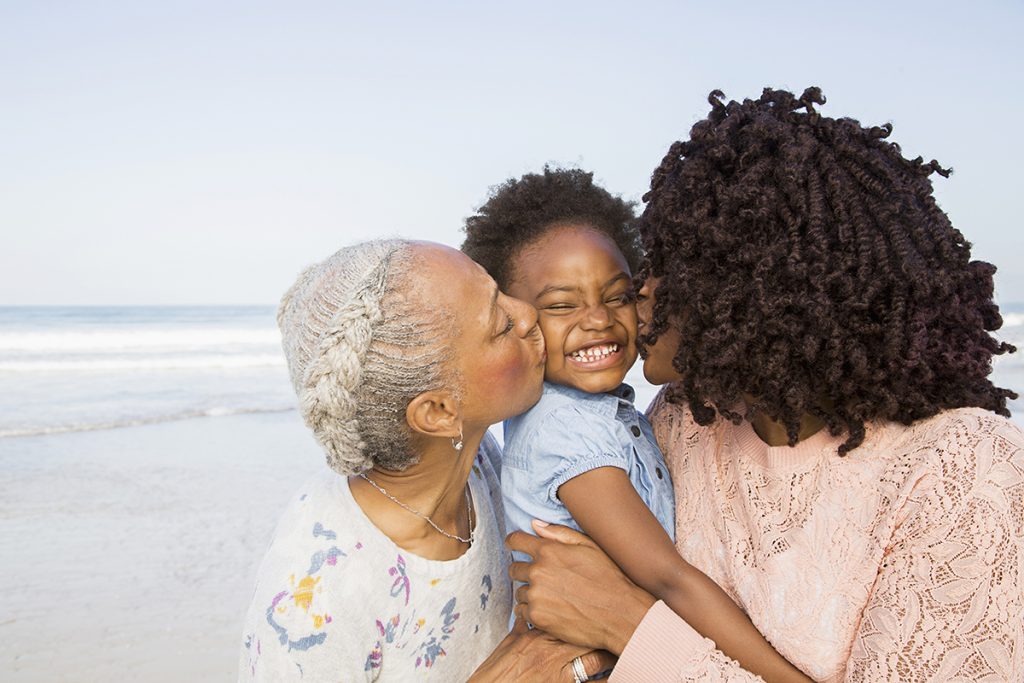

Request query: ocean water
[
  {"left": 0, "top": 306, "right": 295, "bottom": 439},
  {"left": 0, "top": 305, "right": 1021, "bottom": 442}
]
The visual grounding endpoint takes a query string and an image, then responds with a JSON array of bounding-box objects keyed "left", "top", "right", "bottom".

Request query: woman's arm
[{"left": 555, "top": 468, "right": 809, "bottom": 682}]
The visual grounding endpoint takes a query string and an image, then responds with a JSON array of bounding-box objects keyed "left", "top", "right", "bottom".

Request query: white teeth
[{"left": 569, "top": 343, "right": 619, "bottom": 363}]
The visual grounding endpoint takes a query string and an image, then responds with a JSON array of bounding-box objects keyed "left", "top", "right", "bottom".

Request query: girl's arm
[
  {"left": 557, "top": 467, "right": 811, "bottom": 683},
  {"left": 509, "top": 524, "right": 769, "bottom": 682}
]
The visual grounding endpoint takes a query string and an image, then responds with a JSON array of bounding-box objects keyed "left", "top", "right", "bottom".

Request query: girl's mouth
[{"left": 565, "top": 342, "right": 624, "bottom": 370}]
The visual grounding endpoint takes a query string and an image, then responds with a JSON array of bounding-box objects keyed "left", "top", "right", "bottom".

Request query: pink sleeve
[
  {"left": 610, "top": 601, "right": 765, "bottom": 682},
  {"left": 844, "top": 414, "right": 1024, "bottom": 681}
]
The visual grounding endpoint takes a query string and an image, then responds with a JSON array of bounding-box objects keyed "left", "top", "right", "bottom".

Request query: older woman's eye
[{"left": 499, "top": 313, "right": 514, "bottom": 336}]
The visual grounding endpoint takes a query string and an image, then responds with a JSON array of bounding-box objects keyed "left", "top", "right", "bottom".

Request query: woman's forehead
[{"left": 410, "top": 244, "right": 495, "bottom": 316}]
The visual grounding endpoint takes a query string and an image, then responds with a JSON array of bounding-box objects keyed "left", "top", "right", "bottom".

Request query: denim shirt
[{"left": 501, "top": 382, "right": 676, "bottom": 557}]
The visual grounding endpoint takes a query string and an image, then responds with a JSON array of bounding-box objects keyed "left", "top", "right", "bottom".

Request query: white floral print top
[{"left": 239, "top": 435, "right": 511, "bottom": 681}]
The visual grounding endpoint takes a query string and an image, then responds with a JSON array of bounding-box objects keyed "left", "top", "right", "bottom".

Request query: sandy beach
[{"left": 0, "top": 411, "right": 322, "bottom": 682}]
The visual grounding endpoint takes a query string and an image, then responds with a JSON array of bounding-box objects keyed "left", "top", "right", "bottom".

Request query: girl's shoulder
[{"left": 504, "top": 383, "right": 621, "bottom": 449}]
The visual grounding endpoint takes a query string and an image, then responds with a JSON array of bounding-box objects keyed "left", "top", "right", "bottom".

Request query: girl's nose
[{"left": 580, "top": 303, "right": 613, "bottom": 330}]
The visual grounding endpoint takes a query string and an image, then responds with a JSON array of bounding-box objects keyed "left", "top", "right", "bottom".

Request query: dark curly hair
[
  {"left": 640, "top": 87, "right": 1017, "bottom": 454},
  {"left": 461, "top": 166, "right": 641, "bottom": 289}
]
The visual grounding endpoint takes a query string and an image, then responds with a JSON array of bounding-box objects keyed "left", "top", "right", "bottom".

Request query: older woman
[
  {"left": 239, "top": 240, "right": 603, "bottom": 681},
  {"left": 508, "top": 89, "right": 1024, "bottom": 681}
]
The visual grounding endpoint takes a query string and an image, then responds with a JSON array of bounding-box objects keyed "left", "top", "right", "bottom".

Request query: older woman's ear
[{"left": 405, "top": 390, "right": 462, "bottom": 440}]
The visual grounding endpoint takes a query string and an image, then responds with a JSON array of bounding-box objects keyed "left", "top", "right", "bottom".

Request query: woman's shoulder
[
  {"left": 879, "top": 407, "right": 1024, "bottom": 504},
  {"left": 888, "top": 407, "right": 1024, "bottom": 461},
  {"left": 256, "top": 470, "right": 373, "bottom": 573}
]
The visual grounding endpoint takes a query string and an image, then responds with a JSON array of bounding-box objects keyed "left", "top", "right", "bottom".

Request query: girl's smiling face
[{"left": 505, "top": 224, "right": 638, "bottom": 394}]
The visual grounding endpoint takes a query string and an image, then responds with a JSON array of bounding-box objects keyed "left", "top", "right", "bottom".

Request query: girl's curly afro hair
[
  {"left": 640, "top": 87, "right": 1017, "bottom": 454},
  {"left": 461, "top": 166, "right": 641, "bottom": 290}
]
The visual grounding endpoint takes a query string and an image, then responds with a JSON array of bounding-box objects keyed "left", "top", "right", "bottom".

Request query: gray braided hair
[{"left": 277, "top": 239, "right": 455, "bottom": 475}]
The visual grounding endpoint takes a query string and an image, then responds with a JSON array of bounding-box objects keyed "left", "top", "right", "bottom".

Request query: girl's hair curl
[{"left": 462, "top": 166, "right": 640, "bottom": 288}]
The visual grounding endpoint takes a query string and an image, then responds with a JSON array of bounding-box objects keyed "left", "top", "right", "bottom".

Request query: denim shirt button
[
  {"left": 630, "top": 425, "right": 641, "bottom": 437},
  {"left": 656, "top": 467, "right": 664, "bottom": 480}
]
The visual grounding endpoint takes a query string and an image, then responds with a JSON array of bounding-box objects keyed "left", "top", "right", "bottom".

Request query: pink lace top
[{"left": 611, "top": 394, "right": 1024, "bottom": 682}]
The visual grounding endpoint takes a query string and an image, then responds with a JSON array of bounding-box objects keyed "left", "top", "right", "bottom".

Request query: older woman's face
[{"left": 416, "top": 244, "right": 546, "bottom": 426}]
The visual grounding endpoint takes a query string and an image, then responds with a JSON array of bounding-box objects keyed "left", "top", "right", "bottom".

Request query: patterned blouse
[{"left": 239, "top": 435, "right": 511, "bottom": 681}]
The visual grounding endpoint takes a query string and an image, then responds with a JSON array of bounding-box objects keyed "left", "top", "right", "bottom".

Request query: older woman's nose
[{"left": 505, "top": 294, "right": 539, "bottom": 337}]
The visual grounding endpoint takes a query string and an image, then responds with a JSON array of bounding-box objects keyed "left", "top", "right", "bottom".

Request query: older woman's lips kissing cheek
[{"left": 528, "top": 323, "right": 548, "bottom": 367}]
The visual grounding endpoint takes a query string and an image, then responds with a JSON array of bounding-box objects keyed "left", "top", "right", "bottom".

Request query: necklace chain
[{"left": 359, "top": 473, "right": 475, "bottom": 545}]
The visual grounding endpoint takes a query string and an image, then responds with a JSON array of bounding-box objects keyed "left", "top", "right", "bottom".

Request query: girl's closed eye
[
  {"left": 606, "top": 291, "right": 632, "bottom": 305},
  {"left": 543, "top": 301, "right": 578, "bottom": 314}
]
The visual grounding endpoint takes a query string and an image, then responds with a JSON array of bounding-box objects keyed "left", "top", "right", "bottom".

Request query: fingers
[
  {"left": 505, "top": 529, "right": 544, "bottom": 558},
  {"left": 515, "top": 583, "right": 529, "bottom": 605},
  {"left": 579, "top": 649, "right": 617, "bottom": 678},
  {"left": 509, "top": 559, "right": 531, "bottom": 583},
  {"left": 513, "top": 601, "right": 529, "bottom": 624},
  {"left": 511, "top": 616, "right": 529, "bottom": 634},
  {"left": 507, "top": 522, "right": 596, "bottom": 560},
  {"left": 531, "top": 520, "right": 597, "bottom": 548}
]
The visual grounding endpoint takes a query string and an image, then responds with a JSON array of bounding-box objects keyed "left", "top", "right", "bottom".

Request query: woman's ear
[{"left": 405, "top": 391, "right": 461, "bottom": 439}]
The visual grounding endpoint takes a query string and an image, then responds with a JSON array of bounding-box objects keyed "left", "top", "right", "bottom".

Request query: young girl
[{"left": 462, "top": 167, "right": 812, "bottom": 682}]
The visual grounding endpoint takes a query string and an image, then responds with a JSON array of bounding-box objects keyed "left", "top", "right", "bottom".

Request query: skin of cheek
[
  {"left": 641, "top": 330, "right": 683, "bottom": 385},
  {"left": 536, "top": 317, "right": 566, "bottom": 380},
  {"left": 470, "top": 349, "right": 544, "bottom": 419}
]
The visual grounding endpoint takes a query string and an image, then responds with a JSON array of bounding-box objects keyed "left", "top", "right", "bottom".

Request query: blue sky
[{"left": 3, "top": 1, "right": 1022, "bottom": 305}]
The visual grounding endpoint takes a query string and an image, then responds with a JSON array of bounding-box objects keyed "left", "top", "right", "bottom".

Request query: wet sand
[{"left": 0, "top": 411, "right": 323, "bottom": 682}]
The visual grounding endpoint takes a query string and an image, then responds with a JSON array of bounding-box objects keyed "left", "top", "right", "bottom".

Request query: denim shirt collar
[{"left": 541, "top": 381, "right": 636, "bottom": 419}]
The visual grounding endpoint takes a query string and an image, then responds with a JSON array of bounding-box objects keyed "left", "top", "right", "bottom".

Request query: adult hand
[
  {"left": 468, "top": 617, "right": 616, "bottom": 682},
  {"left": 507, "top": 520, "right": 657, "bottom": 656}
]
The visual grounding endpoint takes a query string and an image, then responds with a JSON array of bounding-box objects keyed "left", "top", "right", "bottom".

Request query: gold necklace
[{"left": 358, "top": 473, "right": 475, "bottom": 545}]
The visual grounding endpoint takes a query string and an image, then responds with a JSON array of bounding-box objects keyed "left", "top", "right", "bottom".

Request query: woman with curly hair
[{"left": 506, "top": 88, "right": 1024, "bottom": 681}]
